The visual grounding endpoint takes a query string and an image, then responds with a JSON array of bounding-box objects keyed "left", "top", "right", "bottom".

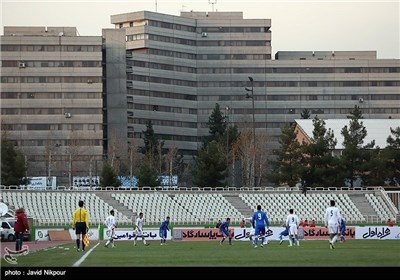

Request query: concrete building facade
[
  {"left": 111, "top": 10, "right": 400, "bottom": 159},
  {"left": 1, "top": 11, "right": 399, "bottom": 186},
  {"left": 1, "top": 27, "right": 104, "bottom": 186}
]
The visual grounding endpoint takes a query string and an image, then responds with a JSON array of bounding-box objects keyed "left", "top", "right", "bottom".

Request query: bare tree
[
  {"left": 125, "top": 137, "right": 141, "bottom": 188},
  {"left": 108, "top": 128, "right": 123, "bottom": 168},
  {"left": 165, "top": 143, "right": 178, "bottom": 188},
  {"left": 231, "top": 129, "right": 253, "bottom": 188},
  {"left": 254, "top": 132, "right": 270, "bottom": 187},
  {"left": 66, "top": 132, "right": 82, "bottom": 187}
]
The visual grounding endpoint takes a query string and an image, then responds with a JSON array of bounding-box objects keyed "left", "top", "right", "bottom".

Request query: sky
[{"left": 1, "top": 0, "right": 399, "bottom": 59}]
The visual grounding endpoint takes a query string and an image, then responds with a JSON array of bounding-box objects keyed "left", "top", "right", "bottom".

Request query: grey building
[
  {"left": 111, "top": 10, "right": 400, "bottom": 159},
  {"left": 0, "top": 27, "right": 104, "bottom": 186},
  {"left": 2, "top": 11, "right": 399, "bottom": 187}
]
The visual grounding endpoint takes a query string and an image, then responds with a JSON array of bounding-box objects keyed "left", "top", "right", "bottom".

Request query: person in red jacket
[
  {"left": 14, "top": 208, "right": 30, "bottom": 251},
  {"left": 387, "top": 219, "right": 394, "bottom": 227}
]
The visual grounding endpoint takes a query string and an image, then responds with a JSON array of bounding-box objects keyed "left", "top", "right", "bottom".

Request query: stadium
[{"left": 1, "top": 185, "right": 399, "bottom": 269}]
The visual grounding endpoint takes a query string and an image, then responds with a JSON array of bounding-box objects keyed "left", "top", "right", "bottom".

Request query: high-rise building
[
  {"left": 2, "top": 11, "right": 399, "bottom": 186},
  {"left": 1, "top": 27, "right": 104, "bottom": 186},
  {"left": 111, "top": 10, "right": 400, "bottom": 158}
]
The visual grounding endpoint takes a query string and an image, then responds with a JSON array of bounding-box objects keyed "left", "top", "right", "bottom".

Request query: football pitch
[{"left": 1, "top": 239, "right": 399, "bottom": 268}]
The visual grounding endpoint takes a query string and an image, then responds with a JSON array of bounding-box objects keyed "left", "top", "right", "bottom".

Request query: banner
[
  {"left": 173, "top": 228, "right": 224, "bottom": 241},
  {"left": 25, "top": 177, "right": 56, "bottom": 190},
  {"left": 355, "top": 226, "right": 400, "bottom": 240},
  {"left": 35, "top": 228, "right": 99, "bottom": 241},
  {"left": 104, "top": 228, "right": 170, "bottom": 241},
  {"left": 301, "top": 226, "right": 356, "bottom": 240},
  {"left": 73, "top": 176, "right": 100, "bottom": 188}
]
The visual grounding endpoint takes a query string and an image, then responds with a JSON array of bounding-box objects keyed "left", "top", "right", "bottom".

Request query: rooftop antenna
[
  {"left": 155, "top": 0, "right": 158, "bottom": 12},
  {"left": 208, "top": 0, "right": 217, "bottom": 12}
]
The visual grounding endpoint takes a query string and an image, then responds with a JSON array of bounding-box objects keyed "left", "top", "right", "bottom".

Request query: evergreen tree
[
  {"left": 269, "top": 124, "right": 304, "bottom": 187},
  {"left": 100, "top": 164, "right": 121, "bottom": 188},
  {"left": 301, "top": 108, "right": 311, "bottom": 119},
  {"left": 136, "top": 162, "right": 160, "bottom": 188},
  {"left": 302, "top": 116, "right": 338, "bottom": 188},
  {"left": 141, "top": 120, "right": 164, "bottom": 166},
  {"left": 1, "top": 140, "right": 28, "bottom": 186},
  {"left": 204, "top": 103, "right": 227, "bottom": 146},
  {"left": 340, "top": 106, "right": 375, "bottom": 187},
  {"left": 382, "top": 126, "right": 400, "bottom": 186},
  {"left": 191, "top": 140, "right": 227, "bottom": 187}
]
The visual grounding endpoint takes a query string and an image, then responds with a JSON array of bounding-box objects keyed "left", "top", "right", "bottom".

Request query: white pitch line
[{"left": 72, "top": 242, "right": 100, "bottom": 267}]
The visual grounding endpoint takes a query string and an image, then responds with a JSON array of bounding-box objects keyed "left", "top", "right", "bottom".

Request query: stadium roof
[{"left": 294, "top": 119, "right": 400, "bottom": 149}]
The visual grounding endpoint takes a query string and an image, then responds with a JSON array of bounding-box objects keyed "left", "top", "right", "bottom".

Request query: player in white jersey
[
  {"left": 133, "top": 212, "right": 149, "bottom": 246},
  {"left": 243, "top": 217, "right": 257, "bottom": 246},
  {"left": 324, "top": 200, "right": 342, "bottom": 249},
  {"left": 285, "top": 209, "right": 300, "bottom": 247},
  {"left": 104, "top": 209, "right": 117, "bottom": 248}
]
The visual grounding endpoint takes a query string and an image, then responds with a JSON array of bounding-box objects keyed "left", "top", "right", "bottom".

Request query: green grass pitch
[{"left": 1, "top": 239, "right": 399, "bottom": 267}]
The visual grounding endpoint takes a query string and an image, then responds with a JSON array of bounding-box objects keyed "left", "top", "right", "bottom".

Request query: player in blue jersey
[
  {"left": 251, "top": 205, "right": 270, "bottom": 248},
  {"left": 219, "top": 217, "right": 233, "bottom": 245},
  {"left": 339, "top": 218, "right": 346, "bottom": 243},
  {"left": 159, "top": 216, "right": 170, "bottom": 245},
  {"left": 278, "top": 225, "right": 290, "bottom": 245}
]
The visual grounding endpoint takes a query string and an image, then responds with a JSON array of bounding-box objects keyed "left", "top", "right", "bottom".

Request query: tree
[
  {"left": 268, "top": 124, "right": 304, "bottom": 187},
  {"left": 165, "top": 143, "right": 179, "bottom": 188},
  {"left": 203, "top": 103, "right": 227, "bottom": 147},
  {"left": 381, "top": 126, "right": 400, "bottom": 186},
  {"left": 302, "top": 116, "right": 338, "bottom": 188},
  {"left": 191, "top": 140, "right": 227, "bottom": 187},
  {"left": 100, "top": 164, "right": 120, "bottom": 188},
  {"left": 136, "top": 162, "right": 160, "bottom": 188},
  {"left": 1, "top": 140, "right": 28, "bottom": 186},
  {"left": 141, "top": 120, "right": 164, "bottom": 169},
  {"left": 231, "top": 130, "right": 253, "bottom": 187},
  {"left": 301, "top": 108, "right": 311, "bottom": 119},
  {"left": 340, "top": 106, "right": 375, "bottom": 187}
]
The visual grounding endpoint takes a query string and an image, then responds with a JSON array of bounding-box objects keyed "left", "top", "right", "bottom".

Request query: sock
[{"left": 76, "top": 239, "right": 80, "bottom": 249}]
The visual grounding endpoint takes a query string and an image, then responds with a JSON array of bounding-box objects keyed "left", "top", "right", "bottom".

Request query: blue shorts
[
  {"left": 159, "top": 229, "right": 167, "bottom": 238},
  {"left": 221, "top": 229, "right": 230, "bottom": 237},
  {"left": 255, "top": 226, "right": 266, "bottom": 236},
  {"left": 280, "top": 228, "right": 289, "bottom": 236}
]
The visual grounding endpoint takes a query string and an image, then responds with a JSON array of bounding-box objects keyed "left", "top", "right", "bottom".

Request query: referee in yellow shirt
[{"left": 72, "top": 200, "right": 89, "bottom": 252}]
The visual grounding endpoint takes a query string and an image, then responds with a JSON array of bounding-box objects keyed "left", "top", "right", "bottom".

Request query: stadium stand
[
  {"left": 0, "top": 191, "right": 129, "bottom": 225},
  {"left": 0, "top": 186, "right": 398, "bottom": 226}
]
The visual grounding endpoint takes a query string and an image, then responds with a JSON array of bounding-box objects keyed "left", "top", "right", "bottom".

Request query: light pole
[
  {"left": 225, "top": 106, "right": 230, "bottom": 157},
  {"left": 245, "top": 76, "right": 256, "bottom": 188},
  {"left": 225, "top": 106, "right": 230, "bottom": 186}
]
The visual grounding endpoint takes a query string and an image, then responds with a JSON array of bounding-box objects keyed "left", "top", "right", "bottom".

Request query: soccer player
[
  {"left": 251, "top": 205, "right": 270, "bottom": 248},
  {"left": 243, "top": 217, "right": 255, "bottom": 245},
  {"left": 159, "top": 216, "right": 170, "bottom": 245},
  {"left": 324, "top": 200, "right": 342, "bottom": 249},
  {"left": 133, "top": 212, "right": 149, "bottom": 246},
  {"left": 219, "top": 217, "right": 233, "bottom": 245},
  {"left": 104, "top": 209, "right": 117, "bottom": 248},
  {"left": 285, "top": 209, "right": 300, "bottom": 247},
  {"left": 278, "top": 224, "right": 290, "bottom": 245},
  {"left": 339, "top": 218, "right": 346, "bottom": 242},
  {"left": 72, "top": 200, "right": 89, "bottom": 252}
]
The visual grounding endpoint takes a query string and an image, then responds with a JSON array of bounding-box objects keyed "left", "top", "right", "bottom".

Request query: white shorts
[
  {"left": 328, "top": 222, "right": 339, "bottom": 234},
  {"left": 288, "top": 224, "right": 298, "bottom": 235},
  {"left": 106, "top": 227, "right": 115, "bottom": 238},
  {"left": 135, "top": 228, "right": 144, "bottom": 237}
]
